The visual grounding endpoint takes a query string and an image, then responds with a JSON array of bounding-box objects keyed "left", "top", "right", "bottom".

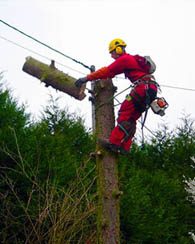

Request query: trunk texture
[
  {"left": 22, "top": 56, "right": 86, "bottom": 100},
  {"left": 95, "top": 79, "right": 120, "bottom": 244}
]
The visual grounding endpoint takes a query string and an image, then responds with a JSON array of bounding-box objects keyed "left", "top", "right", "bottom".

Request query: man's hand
[{"left": 75, "top": 77, "right": 88, "bottom": 88}]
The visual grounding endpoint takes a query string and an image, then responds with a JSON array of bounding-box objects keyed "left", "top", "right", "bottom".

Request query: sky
[{"left": 1, "top": 0, "right": 195, "bottom": 141}]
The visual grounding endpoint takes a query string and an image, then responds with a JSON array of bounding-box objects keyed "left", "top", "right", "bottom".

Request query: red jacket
[{"left": 87, "top": 52, "right": 148, "bottom": 83}]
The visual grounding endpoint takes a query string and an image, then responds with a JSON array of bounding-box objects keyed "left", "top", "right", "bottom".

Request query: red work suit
[{"left": 87, "top": 52, "right": 157, "bottom": 152}]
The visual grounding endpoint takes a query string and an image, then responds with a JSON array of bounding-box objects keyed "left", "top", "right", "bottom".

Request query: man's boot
[
  {"left": 98, "top": 138, "right": 120, "bottom": 153},
  {"left": 98, "top": 138, "right": 129, "bottom": 155}
]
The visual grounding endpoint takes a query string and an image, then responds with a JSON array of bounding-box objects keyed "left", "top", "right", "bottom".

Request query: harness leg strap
[{"left": 118, "top": 121, "right": 136, "bottom": 142}]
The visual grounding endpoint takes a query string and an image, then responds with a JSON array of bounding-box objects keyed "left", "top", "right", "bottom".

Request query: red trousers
[{"left": 109, "top": 83, "right": 157, "bottom": 151}]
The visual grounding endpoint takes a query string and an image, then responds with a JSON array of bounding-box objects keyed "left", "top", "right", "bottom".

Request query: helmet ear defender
[
  {"left": 115, "top": 46, "right": 123, "bottom": 55},
  {"left": 109, "top": 39, "right": 126, "bottom": 54}
]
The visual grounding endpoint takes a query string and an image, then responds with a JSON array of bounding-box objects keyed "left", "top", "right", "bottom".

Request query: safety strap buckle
[{"left": 132, "top": 77, "right": 161, "bottom": 92}]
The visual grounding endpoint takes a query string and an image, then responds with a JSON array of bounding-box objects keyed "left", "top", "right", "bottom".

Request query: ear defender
[{"left": 115, "top": 46, "right": 123, "bottom": 55}]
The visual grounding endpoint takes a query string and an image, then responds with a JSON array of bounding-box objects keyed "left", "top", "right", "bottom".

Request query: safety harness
[{"left": 130, "top": 76, "right": 159, "bottom": 110}]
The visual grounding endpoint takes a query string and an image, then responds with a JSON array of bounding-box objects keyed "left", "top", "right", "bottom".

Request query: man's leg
[{"left": 109, "top": 97, "right": 141, "bottom": 152}]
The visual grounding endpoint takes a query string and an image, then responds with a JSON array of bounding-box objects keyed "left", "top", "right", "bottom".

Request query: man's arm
[
  {"left": 75, "top": 54, "right": 130, "bottom": 87},
  {"left": 87, "top": 67, "right": 111, "bottom": 81}
]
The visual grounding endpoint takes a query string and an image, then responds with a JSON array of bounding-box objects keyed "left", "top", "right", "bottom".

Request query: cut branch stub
[{"left": 22, "top": 56, "right": 86, "bottom": 100}]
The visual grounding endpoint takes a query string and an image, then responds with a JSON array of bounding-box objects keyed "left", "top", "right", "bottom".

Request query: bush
[{"left": 119, "top": 119, "right": 195, "bottom": 243}]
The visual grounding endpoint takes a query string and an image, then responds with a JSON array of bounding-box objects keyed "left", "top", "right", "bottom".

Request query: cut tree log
[{"left": 22, "top": 56, "right": 86, "bottom": 100}]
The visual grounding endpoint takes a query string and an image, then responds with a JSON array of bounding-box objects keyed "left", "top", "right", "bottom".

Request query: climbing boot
[
  {"left": 98, "top": 138, "right": 121, "bottom": 153},
  {"left": 98, "top": 138, "right": 129, "bottom": 155},
  {"left": 119, "top": 146, "right": 129, "bottom": 155}
]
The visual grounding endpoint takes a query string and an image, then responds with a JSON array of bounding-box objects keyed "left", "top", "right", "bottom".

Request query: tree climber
[{"left": 75, "top": 38, "right": 158, "bottom": 154}]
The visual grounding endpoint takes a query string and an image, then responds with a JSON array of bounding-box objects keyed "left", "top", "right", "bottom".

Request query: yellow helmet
[{"left": 109, "top": 38, "right": 127, "bottom": 53}]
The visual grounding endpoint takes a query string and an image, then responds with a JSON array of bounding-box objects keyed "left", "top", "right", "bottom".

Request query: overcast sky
[{"left": 1, "top": 0, "right": 195, "bottom": 141}]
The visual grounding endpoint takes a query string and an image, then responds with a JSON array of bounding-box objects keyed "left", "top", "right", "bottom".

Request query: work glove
[{"left": 75, "top": 77, "right": 88, "bottom": 88}]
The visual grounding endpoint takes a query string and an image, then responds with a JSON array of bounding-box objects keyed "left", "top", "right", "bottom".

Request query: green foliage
[
  {"left": 0, "top": 84, "right": 30, "bottom": 167},
  {"left": 23, "top": 96, "right": 95, "bottom": 187},
  {"left": 0, "top": 79, "right": 31, "bottom": 243},
  {"left": 0, "top": 81, "right": 96, "bottom": 243},
  {"left": 119, "top": 119, "right": 195, "bottom": 244}
]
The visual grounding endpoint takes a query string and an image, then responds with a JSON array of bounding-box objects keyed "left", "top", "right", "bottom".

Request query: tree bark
[
  {"left": 95, "top": 79, "right": 120, "bottom": 244},
  {"left": 22, "top": 56, "right": 86, "bottom": 100}
]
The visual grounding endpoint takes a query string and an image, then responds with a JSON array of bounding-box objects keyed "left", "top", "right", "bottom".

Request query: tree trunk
[
  {"left": 22, "top": 56, "right": 86, "bottom": 100},
  {"left": 95, "top": 79, "right": 120, "bottom": 244}
]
